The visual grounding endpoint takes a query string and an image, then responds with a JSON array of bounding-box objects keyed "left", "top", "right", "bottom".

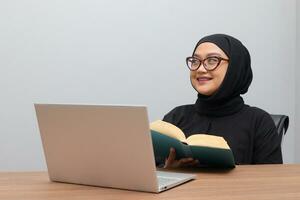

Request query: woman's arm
[{"left": 253, "top": 112, "right": 283, "bottom": 164}]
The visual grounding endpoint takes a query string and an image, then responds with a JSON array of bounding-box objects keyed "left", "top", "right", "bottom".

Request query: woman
[{"left": 163, "top": 34, "right": 282, "bottom": 168}]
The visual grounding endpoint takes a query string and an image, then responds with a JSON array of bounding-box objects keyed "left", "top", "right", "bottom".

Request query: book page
[
  {"left": 150, "top": 120, "right": 187, "bottom": 143},
  {"left": 186, "top": 134, "right": 230, "bottom": 149}
]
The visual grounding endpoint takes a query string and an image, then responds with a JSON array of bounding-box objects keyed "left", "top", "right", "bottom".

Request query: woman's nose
[{"left": 196, "top": 63, "right": 208, "bottom": 73}]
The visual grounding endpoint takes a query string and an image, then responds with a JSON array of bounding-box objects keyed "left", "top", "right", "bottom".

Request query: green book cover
[
  {"left": 151, "top": 130, "right": 192, "bottom": 163},
  {"left": 150, "top": 120, "right": 235, "bottom": 168}
]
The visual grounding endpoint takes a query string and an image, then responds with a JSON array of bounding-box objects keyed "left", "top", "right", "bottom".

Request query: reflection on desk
[{"left": 0, "top": 164, "right": 300, "bottom": 200}]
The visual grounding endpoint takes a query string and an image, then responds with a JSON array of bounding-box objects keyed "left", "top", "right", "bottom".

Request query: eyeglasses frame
[{"left": 186, "top": 56, "right": 229, "bottom": 71}]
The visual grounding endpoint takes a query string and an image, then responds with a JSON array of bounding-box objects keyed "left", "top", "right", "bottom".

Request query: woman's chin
[
  {"left": 191, "top": 81, "right": 217, "bottom": 96},
  {"left": 198, "top": 91, "right": 213, "bottom": 96},
  {"left": 195, "top": 86, "right": 215, "bottom": 96}
]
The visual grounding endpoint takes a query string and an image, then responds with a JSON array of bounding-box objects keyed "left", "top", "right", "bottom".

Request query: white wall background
[
  {"left": 296, "top": 0, "right": 300, "bottom": 163},
  {"left": 0, "top": 0, "right": 297, "bottom": 171}
]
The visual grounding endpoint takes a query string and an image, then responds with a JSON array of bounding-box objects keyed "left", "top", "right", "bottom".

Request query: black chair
[{"left": 270, "top": 114, "right": 289, "bottom": 146}]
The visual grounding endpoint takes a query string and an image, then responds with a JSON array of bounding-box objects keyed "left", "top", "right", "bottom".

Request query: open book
[{"left": 150, "top": 120, "right": 235, "bottom": 168}]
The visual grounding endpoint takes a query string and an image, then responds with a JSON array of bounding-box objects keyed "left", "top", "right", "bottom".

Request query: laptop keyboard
[{"left": 157, "top": 176, "right": 180, "bottom": 186}]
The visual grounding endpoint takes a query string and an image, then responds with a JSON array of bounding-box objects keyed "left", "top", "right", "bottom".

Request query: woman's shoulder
[
  {"left": 243, "top": 105, "right": 272, "bottom": 117},
  {"left": 164, "top": 104, "right": 198, "bottom": 117},
  {"left": 242, "top": 105, "right": 275, "bottom": 128},
  {"left": 163, "top": 104, "right": 196, "bottom": 124},
  {"left": 167, "top": 104, "right": 195, "bottom": 113}
]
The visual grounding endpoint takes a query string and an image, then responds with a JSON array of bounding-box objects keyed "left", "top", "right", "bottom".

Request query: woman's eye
[
  {"left": 191, "top": 59, "right": 199, "bottom": 64},
  {"left": 207, "top": 58, "right": 218, "bottom": 64}
]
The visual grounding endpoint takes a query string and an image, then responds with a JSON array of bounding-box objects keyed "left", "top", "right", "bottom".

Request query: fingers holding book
[{"left": 164, "top": 148, "right": 199, "bottom": 169}]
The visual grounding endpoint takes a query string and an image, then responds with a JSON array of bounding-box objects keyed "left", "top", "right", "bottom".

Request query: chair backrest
[{"left": 270, "top": 114, "right": 289, "bottom": 146}]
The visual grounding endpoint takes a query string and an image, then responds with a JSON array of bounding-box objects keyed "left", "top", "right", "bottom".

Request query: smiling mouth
[{"left": 197, "top": 77, "right": 212, "bottom": 82}]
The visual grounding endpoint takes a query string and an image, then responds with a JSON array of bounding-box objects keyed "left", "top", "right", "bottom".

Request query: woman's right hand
[{"left": 164, "top": 148, "right": 199, "bottom": 169}]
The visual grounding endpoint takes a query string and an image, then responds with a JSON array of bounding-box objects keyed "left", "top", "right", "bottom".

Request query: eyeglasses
[{"left": 186, "top": 56, "right": 229, "bottom": 71}]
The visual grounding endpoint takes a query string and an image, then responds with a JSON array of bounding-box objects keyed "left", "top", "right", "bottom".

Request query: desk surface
[{"left": 1, "top": 164, "right": 300, "bottom": 200}]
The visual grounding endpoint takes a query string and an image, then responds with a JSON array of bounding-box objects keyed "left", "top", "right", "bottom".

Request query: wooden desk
[{"left": 0, "top": 164, "right": 300, "bottom": 200}]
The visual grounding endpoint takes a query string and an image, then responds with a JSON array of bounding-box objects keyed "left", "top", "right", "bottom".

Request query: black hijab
[{"left": 193, "top": 34, "right": 253, "bottom": 117}]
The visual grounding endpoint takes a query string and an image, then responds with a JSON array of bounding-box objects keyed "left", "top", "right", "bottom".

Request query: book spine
[{"left": 151, "top": 130, "right": 191, "bottom": 164}]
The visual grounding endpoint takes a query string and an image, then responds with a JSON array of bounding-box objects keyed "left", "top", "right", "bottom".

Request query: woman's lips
[{"left": 196, "top": 77, "right": 212, "bottom": 84}]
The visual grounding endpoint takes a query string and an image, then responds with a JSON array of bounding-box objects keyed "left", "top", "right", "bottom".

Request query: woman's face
[{"left": 190, "top": 42, "right": 229, "bottom": 96}]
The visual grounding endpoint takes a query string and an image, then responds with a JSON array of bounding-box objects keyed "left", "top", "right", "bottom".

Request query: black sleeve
[
  {"left": 162, "top": 108, "right": 178, "bottom": 124},
  {"left": 154, "top": 109, "right": 174, "bottom": 167},
  {"left": 156, "top": 107, "right": 182, "bottom": 167},
  {"left": 253, "top": 112, "right": 283, "bottom": 164}
]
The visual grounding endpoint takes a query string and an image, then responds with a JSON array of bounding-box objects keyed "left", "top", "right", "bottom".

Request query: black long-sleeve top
[{"left": 163, "top": 104, "right": 283, "bottom": 164}]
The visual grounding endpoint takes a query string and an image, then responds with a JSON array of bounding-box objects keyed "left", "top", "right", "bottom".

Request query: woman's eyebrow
[
  {"left": 206, "top": 53, "right": 222, "bottom": 57},
  {"left": 193, "top": 52, "right": 222, "bottom": 58}
]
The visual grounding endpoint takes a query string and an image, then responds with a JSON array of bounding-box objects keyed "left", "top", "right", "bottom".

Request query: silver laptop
[{"left": 34, "top": 104, "right": 196, "bottom": 193}]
